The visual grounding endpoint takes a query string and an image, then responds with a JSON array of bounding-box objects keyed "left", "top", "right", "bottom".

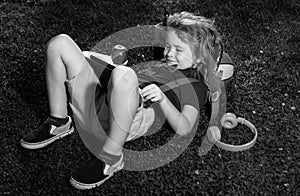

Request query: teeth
[{"left": 167, "top": 60, "right": 176, "bottom": 64}]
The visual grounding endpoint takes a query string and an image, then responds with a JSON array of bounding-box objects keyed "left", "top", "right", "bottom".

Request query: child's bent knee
[
  {"left": 46, "top": 34, "right": 73, "bottom": 52},
  {"left": 111, "top": 66, "right": 138, "bottom": 88}
]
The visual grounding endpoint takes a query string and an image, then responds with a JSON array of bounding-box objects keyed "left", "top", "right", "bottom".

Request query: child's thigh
[{"left": 47, "top": 34, "right": 88, "bottom": 79}]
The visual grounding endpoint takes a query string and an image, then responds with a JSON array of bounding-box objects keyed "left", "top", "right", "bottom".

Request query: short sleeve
[{"left": 180, "top": 79, "right": 208, "bottom": 111}]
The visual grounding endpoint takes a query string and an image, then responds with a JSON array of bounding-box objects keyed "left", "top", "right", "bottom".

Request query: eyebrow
[
  {"left": 174, "top": 45, "right": 184, "bottom": 49},
  {"left": 166, "top": 43, "right": 184, "bottom": 49}
]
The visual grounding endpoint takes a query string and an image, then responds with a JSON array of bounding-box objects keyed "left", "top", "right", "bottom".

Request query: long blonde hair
[{"left": 166, "top": 12, "right": 222, "bottom": 84}]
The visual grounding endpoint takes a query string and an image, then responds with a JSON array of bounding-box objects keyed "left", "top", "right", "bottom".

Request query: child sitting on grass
[{"left": 20, "top": 11, "right": 232, "bottom": 190}]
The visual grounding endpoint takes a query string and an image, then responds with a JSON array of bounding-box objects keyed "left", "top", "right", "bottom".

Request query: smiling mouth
[
  {"left": 166, "top": 59, "right": 177, "bottom": 66},
  {"left": 167, "top": 63, "right": 178, "bottom": 69}
]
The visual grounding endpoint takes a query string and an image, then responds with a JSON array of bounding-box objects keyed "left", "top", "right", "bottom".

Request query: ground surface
[{"left": 0, "top": 0, "right": 299, "bottom": 195}]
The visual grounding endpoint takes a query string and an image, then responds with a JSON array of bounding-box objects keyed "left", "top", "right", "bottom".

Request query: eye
[{"left": 175, "top": 46, "right": 184, "bottom": 52}]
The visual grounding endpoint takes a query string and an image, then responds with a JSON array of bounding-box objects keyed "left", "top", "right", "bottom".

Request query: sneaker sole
[
  {"left": 20, "top": 126, "right": 74, "bottom": 150},
  {"left": 69, "top": 161, "right": 124, "bottom": 190}
]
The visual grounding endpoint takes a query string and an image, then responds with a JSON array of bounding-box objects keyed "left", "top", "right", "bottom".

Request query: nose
[{"left": 164, "top": 47, "right": 174, "bottom": 59}]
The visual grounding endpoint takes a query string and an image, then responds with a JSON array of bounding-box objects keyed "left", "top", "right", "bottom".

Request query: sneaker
[
  {"left": 20, "top": 116, "right": 74, "bottom": 149},
  {"left": 70, "top": 153, "right": 124, "bottom": 190}
]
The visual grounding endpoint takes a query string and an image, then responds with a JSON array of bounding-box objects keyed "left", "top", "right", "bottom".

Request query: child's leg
[
  {"left": 102, "top": 66, "right": 139, "bottom": 156},
  {"left": 21, "top": 34, "right": 100, "bottom": 149},
  {"left": 70, "top": 66, "right": 140, "bottom": 190},
  {"left": 45, "top": 34, "right": 87, "bottom": 118}
]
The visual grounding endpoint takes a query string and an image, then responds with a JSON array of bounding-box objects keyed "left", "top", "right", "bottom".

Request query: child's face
[{"left": 164, "top": 30, "right": 194, "bottom": 70}]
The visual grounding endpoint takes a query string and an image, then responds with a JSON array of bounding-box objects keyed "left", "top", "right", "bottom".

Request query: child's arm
[
  {"left": 141, "top": 84, "right": 198, "bottom": 136},
  {"left": 160, "top": 96, "right": 199, "bottom": 136}
]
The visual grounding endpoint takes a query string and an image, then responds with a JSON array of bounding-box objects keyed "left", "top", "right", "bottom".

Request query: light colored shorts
[{"left": 65, "top": 55, "right": 155, "bottom": 142}]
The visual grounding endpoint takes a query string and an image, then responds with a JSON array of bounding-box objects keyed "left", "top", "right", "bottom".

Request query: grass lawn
[{"left": 0, "top": 0, "right": 299, "bottom": 195}]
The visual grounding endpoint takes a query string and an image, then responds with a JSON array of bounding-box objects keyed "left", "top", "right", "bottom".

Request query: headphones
[{"left": 206, "top": 113, "right": 258, "bottom": 152}]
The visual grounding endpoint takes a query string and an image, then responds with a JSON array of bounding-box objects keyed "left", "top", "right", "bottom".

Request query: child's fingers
[
  {"left": 141, "top": 85, "right": 154, "bottom": 96},
  {"left": 142, "top": 89, "right": 153, "bottom": 99},
  {"left": 144, "top": 94, "right": 156, "bottom": 102},
  {"left": 141, "top": 84, "right": 164, "bottom": 102},
  {"left": 141, "top": 84, "right": 161, "bottom": 96},
  {"left": 141, "top": 84, "right": 156, "bottom": 92},
  {"left": 145, "top": 92, "right": 161, "bottom": 102},
  {"left": 141, "top": 85, "right": 152, "bottom": 96}
]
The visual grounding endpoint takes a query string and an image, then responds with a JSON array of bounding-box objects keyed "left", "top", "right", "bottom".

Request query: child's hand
[{"left": 141, "top": 84, "right": 165, "bottom": 103}]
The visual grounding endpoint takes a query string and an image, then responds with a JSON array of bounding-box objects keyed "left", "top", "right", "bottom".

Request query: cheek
[{"left": 176, "top": 53, "right": 193, "bottom": 64}]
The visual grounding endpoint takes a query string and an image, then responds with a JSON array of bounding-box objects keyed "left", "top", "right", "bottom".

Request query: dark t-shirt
[
  {"left": 95, "top": 57, "right": 208, "bottom": 112},
  {"left": 94, "top": 57, "right": 209, "bottom": 132}
]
